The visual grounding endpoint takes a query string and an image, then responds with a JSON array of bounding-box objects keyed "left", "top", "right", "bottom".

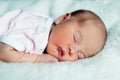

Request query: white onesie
[{"left": 0, "top": 9, "right": 54, "bottom": 54}]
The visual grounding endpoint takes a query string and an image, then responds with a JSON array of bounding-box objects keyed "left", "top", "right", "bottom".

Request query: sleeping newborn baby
[{"left": 0, "top": 9, "right": 107, "bottom": 63}]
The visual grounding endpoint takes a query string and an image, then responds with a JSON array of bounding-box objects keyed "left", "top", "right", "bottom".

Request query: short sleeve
[
  {"left": 0, "top": 35, "right": 25, "bottom": 51},
  {"left": 0, "top": 9, "right": 25, "bottom": 51}
]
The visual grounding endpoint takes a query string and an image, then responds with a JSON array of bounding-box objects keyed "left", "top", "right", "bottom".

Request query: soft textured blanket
[{"left": 0, "top": 0, "right": 120, "bottom": 80}]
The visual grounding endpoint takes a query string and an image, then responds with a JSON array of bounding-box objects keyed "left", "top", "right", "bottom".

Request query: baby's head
[{"left": 46, "top": 10, "right": 107, "bottom": 62}]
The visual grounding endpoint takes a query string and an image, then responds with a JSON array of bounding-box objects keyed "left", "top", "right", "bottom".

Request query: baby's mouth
[
  {"left": 57, "top": 47, "right": 68, "bottom": 57},
  {"left": 57, "top": 47, "right": 63, "bottom": 57}
]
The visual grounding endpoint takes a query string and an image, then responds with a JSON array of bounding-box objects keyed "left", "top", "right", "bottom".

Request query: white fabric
[
  {"left": 0, "top": 9, "right": 54, "bottom": 54},
  {"left": 0, "top": 0, "right": 120, "bottom": 80}
]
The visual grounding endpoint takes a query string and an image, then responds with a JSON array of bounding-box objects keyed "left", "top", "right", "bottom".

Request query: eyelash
[{"left": 73, "top": 34, "right": 77, "bottom": 42}]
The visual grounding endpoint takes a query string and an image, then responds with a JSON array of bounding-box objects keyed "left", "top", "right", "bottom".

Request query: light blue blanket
[{"left": 0, "top": 0, "right": 120, "bottom": 80}]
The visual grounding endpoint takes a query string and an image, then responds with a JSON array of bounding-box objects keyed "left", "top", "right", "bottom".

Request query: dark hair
[{"left": 71, "top": 10, "right": 103, "bottom": 22}]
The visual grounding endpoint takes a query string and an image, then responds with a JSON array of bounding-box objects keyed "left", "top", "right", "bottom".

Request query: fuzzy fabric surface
[{"left": 0, "top": 0, "right": 120, "bottom": 80}]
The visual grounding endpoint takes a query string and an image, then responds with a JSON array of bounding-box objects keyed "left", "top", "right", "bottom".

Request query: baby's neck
[{"left": 43, "top": 48, "right": 47, "bottom": 54}]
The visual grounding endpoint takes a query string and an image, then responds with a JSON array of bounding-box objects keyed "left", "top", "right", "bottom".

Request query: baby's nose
[
  {"left": 59, "top": 46, "right": 77, "bottom": 61},
  {"left": 59, "top": 46, "right": 69, "bottom": 56}
]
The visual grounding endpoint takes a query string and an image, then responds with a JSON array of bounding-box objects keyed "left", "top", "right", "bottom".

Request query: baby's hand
[{"left": 35, "top": 54, "right": 58, "bottom": 63}]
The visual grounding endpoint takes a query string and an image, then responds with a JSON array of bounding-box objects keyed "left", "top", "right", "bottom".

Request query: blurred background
[
  {"left": 0, "top": 0, "right": 120, "bottom": 30},
  {"left": 0, "top": 1, "right": 120, "bottom": 80}
]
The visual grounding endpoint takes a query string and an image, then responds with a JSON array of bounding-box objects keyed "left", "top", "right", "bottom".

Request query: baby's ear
[{"left": 55, "top": 13, "right": 71, "bottom": 24}]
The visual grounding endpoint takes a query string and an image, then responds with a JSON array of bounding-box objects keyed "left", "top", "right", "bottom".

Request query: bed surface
[{"left": 0, "top": 0, "right": 120, "bottom": 80}]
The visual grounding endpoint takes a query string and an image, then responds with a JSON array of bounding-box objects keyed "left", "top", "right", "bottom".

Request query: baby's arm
[{"left": 0, "top": 42, "right": 58, "bottom": 63}]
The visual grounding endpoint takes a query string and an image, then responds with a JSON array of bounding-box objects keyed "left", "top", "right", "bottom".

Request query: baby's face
[{"left": 46, "top": 18, "right": 104, "bottom": 62}]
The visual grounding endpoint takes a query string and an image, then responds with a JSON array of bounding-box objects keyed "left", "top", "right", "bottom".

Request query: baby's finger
[
  {"left": 36, "top": 54, "right": 58, "bottom": 63},
  {"left": 48, "top": 57, "right": 58, "bottom": 63}
]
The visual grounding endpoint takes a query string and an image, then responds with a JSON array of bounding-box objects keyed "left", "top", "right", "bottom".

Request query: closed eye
[{"left": 73, "top": 31, "right": 82, "bottom": 43}]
